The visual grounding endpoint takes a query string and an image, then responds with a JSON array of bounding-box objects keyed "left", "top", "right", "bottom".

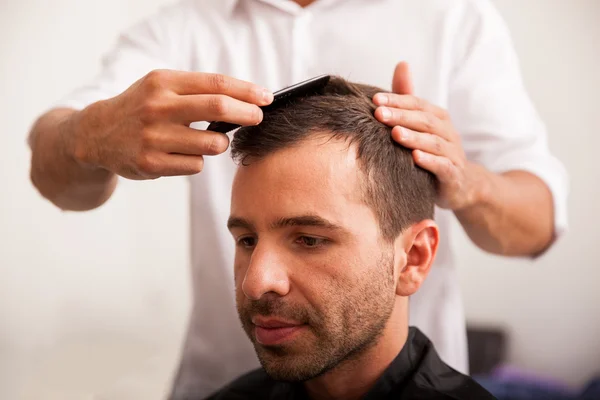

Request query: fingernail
[
  {"left": 254, "top": 107, "right": 263, "bottom": 125},
  {"left": 380, "top": 107, "right": 391, "bottom": 120},
  {"left": 400, "top": 127, "right": 409, "bottom": 140},
  {"left": 262, "top": 89, "right": 274, "bottom": 104},
  {"left": 376, "top": 94, "right": 388, "bottom": 105}
]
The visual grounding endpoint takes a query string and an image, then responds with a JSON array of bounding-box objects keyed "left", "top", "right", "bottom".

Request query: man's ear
[{"left": 394, "top": 220, "right": 439, "bottom": 297}]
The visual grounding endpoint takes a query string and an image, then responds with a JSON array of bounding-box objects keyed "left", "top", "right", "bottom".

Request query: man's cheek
[{"left": 233, "top": 255, "right": 248, "bottom": 286}]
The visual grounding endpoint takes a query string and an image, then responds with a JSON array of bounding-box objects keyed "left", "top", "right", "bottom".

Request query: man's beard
[{"left": 236, "top": 251, "right": 396, "bottom": 382}]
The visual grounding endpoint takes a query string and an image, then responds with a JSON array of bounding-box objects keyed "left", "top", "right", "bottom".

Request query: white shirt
[{"left": 56, "top": 0, "right": 569, "bottom": 397}]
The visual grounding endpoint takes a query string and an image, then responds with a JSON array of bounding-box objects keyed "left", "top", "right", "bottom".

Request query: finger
[
  {"left": 137, "top": 152, "right": 205, "bottom": 178},
  {"left": 179, "top": 72, "right": 273, "bottom": 105},
  {"left": 391, "top": 62, "right": 414, "bottom": 95},
  {"left": 373, "top": 93, "right": 448, "bottom": 120},
  {"left": 391, "top": 126, "right": 449, "bottom": 157},
  {"left": 150, "top": 70, "right": 274, "bottom": 105},
  {"left": 375, "top": 108, "right": 448, "bottom": 138},
  {"left": 156, "top": 153, "right": 205, "bottom": 176},
  {"left": 173, "top": 94, "right": 264, "bottom": 126},
  {"left": 413, "top": 150, "right": 456, "bottom": 182},
  {"left": 148, "top": 124, "right": 230, "bottom": 156}
]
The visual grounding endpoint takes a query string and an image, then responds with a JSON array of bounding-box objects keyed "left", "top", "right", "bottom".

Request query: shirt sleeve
[
  {"left": 54, "top": 6, "right": 184, "bottom": 110},
  {"left": 448, "top": 0, "right": 569, "bottom": 244}
]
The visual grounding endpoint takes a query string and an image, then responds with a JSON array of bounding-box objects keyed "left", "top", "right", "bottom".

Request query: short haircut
[{"left": 231, "top": 76, "right": 436, "bottom": 240}]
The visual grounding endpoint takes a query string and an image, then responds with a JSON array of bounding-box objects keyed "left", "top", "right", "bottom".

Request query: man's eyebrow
[
  {"left": 227, "top": 216, "right": 255, "bottom": 231},
  {"left": 227, "top": 215, "right": 346, "bottom": 232},
  {"left": 270, "top": 215, "right": 344, "bottom": 231}
]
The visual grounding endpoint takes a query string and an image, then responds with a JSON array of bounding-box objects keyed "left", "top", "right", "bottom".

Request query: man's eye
[
  {"left": 237, "top": 237, "right": 256, "bottom": 248},
  {"left": 295, "top": 236, "right": 326, "bottom": 248}
]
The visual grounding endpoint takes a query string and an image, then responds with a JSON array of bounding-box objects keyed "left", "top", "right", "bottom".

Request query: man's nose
[{"left": 242, "top": 244, "right": 290, "bottom": 301}]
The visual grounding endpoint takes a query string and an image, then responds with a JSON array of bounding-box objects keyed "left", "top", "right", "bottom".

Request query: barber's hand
[
  {"left": 373, "top": 62, "right": 478, "bottom": 211},
  {"left": 69, "top": 70, "right": 273, "bottom": 180}
]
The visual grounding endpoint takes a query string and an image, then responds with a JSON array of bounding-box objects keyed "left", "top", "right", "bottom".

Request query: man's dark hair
[{"left": 231, "top": 76, "right": 436, "bottom": 240}]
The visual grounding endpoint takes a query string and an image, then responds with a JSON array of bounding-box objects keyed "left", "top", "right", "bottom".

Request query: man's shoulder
[
  {"left": 405, "top": 376, "right": 496, "bottom": 400},
  {"left": 204, "top": 368, "right": 277, "bottom": 400},
  {"left": 403, "top": 328, "right": 496, "bottom": 399}
]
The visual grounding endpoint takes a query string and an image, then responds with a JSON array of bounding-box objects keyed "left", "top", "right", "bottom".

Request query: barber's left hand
[{"left": 373, "top": 62, "right": 479, "bottom": 211}]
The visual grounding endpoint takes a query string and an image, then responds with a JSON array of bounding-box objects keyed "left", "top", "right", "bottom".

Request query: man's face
[{"left": 228, "top": 135, "right": 398, "bottom": 381}]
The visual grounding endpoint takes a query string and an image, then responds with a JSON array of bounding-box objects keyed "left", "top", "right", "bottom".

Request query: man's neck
[
  {"left": 293, "top": 0, "right": 317, "bottom": 7},
  {"left": 304, "top": 301, "right": 408, "bottom": 400}
]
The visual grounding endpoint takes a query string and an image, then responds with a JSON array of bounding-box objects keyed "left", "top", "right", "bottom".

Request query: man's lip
[
  {"left": 252, "top": 316, "right": 304, "bottom": 328},
  {"left": 254, "top": 324, "right": 306, "bottom": 345}
]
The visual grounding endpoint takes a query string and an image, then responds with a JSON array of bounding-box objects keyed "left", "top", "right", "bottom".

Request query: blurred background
[{"left": 0, "top": 0, "right": 598, "bottom": 399}]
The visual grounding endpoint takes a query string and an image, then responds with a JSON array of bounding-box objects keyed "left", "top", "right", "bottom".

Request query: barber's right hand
[{"left": 69, "top": 70, "right": 273, "bottom": 180}]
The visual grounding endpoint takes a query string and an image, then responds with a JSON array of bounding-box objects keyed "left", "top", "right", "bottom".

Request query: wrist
[
  {"left": 64, "top": 101, "right": 107, "bottom": 170},
  {"left": 456, "top": 161, "right": 493, "bottom": 212}
]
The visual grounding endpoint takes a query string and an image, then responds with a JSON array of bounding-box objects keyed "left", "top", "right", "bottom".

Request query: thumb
[{"left": 392, "top": 61, "right": 414, "bottom": 95}]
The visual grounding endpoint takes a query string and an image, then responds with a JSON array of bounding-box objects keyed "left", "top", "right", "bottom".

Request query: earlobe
[{"left": 395, "top": 220, "right": 439, "bottom": 297}]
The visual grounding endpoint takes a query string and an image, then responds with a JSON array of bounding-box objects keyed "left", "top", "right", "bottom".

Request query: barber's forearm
[
  {"left": 454, "top": 163, "right": 555, "bottom": 257},
  {"left": 28, "top": 107, "right": 117, "bottom": 211}
]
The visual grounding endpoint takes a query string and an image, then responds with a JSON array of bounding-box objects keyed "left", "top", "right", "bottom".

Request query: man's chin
[
  {"left": 259, "top": 359, "right": 322, "bottom": 382},
  {"left": 255, "top": 348, "right": 333, "bottom": 382}
]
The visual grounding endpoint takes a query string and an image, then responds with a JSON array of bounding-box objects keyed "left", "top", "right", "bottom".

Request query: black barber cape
[{"left": 205, "top": 327, "right": 496, "bottom": 400}]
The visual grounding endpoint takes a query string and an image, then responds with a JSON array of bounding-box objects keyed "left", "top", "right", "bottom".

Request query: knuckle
[
  {"left": 72, "top": 137, "right": 92, "bottom": 165},
  {"left": 412, "top": 96, "right": 425, "bottom": 110},
  {"left": 144, "top": 69, "right": 168, "bottom": 91},
  {"left": 433, "top": 137, "right": 444, "bottom": 154},
  {"left": 208, "top": 73, "right": 231, "bottom": 93},
  {"left": 140, "top": 96, "right": 173, "bottom": 121},
  {"left": 205, "top": 134, "right": 229, "bottom": 154},
  {"left": 140, "top": 128, "right": 158, "bottom": 149},
  {"left": 423, "top": 113, "right": 437, "bottom": 131},
  {"left": 439, "top": 108, "right": 450, "bottom": 120},
  {"left": 411, "top": 131, "right": 421, "bottom": 146},
  {"left": 248, "top": 86, "right": 262, "bottom": 103},
  {"left": 444, "top": 159, "right": 454, "bottom": 175},
  {"left": 136, "top": 153, "right": 160, "bottom": 176},
  {"left": 190, "top": 157, "right": 204, "bottom": 174},
  {"left": 208, "top": 95, "right": 229, "bottom": 116},
  {"left": 140, "top": 98, "right": 165, "bottom": 121}
]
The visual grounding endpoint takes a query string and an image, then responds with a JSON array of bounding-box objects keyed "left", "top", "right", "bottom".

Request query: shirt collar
[
  {"left": 221, "top": 0, "right": 367, "bottom": 16},
  {"left": 220, "top": 0, "right": 240, "bottom": 15}
]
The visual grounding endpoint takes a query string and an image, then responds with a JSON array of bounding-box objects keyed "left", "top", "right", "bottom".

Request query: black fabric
[{"left": 204, "top": 327, "right": 496, "bottom": 400}]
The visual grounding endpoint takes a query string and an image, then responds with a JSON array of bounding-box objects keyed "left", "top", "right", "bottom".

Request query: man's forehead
[
  {"left": 230, "top": 138, "right": 371, "bottom": 227},
  {"left": 239, "top": 133, "right": 359, "bottom": 170},
  {"left": 233, "top": 136, "right": 362, "bottom": 197}
]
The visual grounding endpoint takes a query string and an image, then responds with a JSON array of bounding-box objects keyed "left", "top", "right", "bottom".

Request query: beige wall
[
  {"left": 1, "top": 1, "right": 191, "bottom": 398},
  {"left": 457, "top": 0, "right": 600, "bottom": 387},
  {"left": 1, "top": 0, "right": 598, "bottom": 398}
]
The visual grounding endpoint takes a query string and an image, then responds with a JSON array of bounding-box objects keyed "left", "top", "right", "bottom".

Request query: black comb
[{"left": 206, "top": 74, "right": 331, "bottom": 134}]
